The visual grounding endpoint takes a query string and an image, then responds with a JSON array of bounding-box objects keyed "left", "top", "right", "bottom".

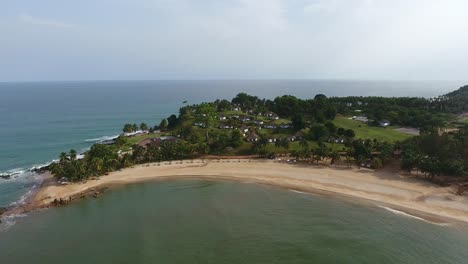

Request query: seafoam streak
[
  {"left": 378, "top": 206, "right": 450, "bottom": 226},
  {"left": 84, "top": 135, "right": 119, "bottom": 142},
  {"left": 289, "top": 189, "right": 308, "bottom": 195}
]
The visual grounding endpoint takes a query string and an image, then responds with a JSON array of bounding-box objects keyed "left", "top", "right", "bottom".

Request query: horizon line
[{"left": 1, "top": 78, "right": 467, "bottom": 84}]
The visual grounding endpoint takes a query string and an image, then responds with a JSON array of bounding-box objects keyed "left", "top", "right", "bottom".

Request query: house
[
  {"left": 280, "top": 123, "right": 292, "bottom": 129},
  {"left": 334, "top": 137, "right": 345, "bottom": 144},
  {"left": 294, "top": 131, "right": 305, "bottom": 140},
  {"left": 239, "top": 116, "right": 251, "bottom": 122},
  {"left": 287, "top": 135, "right": 296, "bottom": 142},
  {"left": 267, "top": 138, "right": 277, "bottom": 143},
  {"left": 218, "top": 125, "right": 233, "bottom": 129},
  {"left": 137, "top": 136, "right": 177, "bottom": 148},
  {"left": 253, "top": 120, "right": 264, "bottom": 125},
  {"left": 379, "top": 120, "right": 391, "bottom": 127},
  {"left": 439, "top": 127, "right": 460, "bottom": 135},
  {"left": 193, "top": 122, "right": 206, "bottom": 128},
  {"left": 238, "top": 125, "right": 249, "bottom": 136},
  {"left": 327, "top": 136, "right": 346, "bottom": 144},
  {"left": 218, "top": 115, "right": 226, "bottom": 120},
  {"left": 263, "top": 124, "right": 277, "bottom": 129},
  {"left": 246, "top": 133, "right": 259, "bottom": 142},
  {"left": 353, "top": 116, "right": 369, "bottom": 123},
  {"left": 264, "top": 111, "right": 279, "bottom": 120}
]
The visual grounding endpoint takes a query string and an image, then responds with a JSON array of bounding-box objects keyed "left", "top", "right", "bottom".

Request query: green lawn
[{"left": 332, "top": 116, "right": 412, "bottom": 142}]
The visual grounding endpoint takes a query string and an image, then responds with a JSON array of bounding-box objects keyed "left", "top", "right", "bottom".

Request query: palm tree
[
  {"left": 69, "top": 149, "right": 77, "bottom": 161},
  {"left": 140, "top": 123, "right": 148, "bottom": 131},
  {"left": 90, "top": 157, "right": 104, "bottom": 175},
  {"left": 59, "top": 152, "right": 68, "bottom": 164},
  {"left": 123, "top": 123, "right": 133, "bottom": 133},
  {"left": 121, "top": 154, "right": 133, "bottom": 168}
]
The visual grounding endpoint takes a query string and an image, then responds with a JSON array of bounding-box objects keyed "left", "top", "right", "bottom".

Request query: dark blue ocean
[{"left": 0, "top": 79, "right": 464, "bottom": 207}]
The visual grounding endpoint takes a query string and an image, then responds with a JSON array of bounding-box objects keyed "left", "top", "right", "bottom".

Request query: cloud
[
  {"left": 3, "top": 0, "right": 468, "bottom": 81},
  {"left": 18, "top": 13, "right": 77, "bottom": 29}
]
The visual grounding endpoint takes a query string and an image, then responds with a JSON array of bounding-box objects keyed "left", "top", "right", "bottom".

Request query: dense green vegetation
[
  {"left": 400, "top": 126, "right": 468, "bottom": 179},
  {"left": 50, "top": 86, "right": 468, "bottom": 183},
  {"left": 434, "top": 85, "right": 468, "bottom": 113}
]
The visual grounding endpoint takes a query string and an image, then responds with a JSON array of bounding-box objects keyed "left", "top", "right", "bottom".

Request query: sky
[{"left": 1, "top": 0, "right": 468, "bottom": 81}]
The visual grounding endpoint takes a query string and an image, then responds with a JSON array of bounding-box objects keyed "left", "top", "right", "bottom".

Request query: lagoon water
[{"left": 1, "top": 180, "right": 468, "bottom": 263}]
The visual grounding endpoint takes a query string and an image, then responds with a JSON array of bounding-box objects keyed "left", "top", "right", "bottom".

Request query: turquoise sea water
[{"left": 1, "top": 180, "right": 468, "bottom": 263}]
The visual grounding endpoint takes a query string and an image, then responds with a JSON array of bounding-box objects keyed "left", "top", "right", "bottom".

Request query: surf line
[{"left": 378, "top": 205, "right": 450, "bottom": 226}]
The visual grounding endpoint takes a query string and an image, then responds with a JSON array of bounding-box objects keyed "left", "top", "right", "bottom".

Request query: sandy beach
[{"left": 31, "top": 159, "right": 468, "bottom": 225}]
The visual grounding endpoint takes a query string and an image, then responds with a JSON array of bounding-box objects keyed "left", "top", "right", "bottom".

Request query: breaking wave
[
  {"left": 289, "top": 189, "right": 308, "bottom": 195},
  {"left": 378, "top": 206, "right": 450, "bottom": 226},
  {"left": 84, "top": 135, "right": 119, "bottom": 143},
  {"left": 0, "top": 213, "right": 28, "bottom": 232}
]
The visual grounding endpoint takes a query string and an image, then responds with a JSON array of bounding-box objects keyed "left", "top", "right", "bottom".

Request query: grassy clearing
[{"left": 332, "top": 116, "right": 412, "bottom": 142}]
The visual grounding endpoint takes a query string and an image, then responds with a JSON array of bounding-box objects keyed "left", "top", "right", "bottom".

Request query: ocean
[
  {"left": 1, "top": 180, "right": 468, "bottom": 263},
  {"left": 1, "top": 79, "right": 468, "bottom": 262}
]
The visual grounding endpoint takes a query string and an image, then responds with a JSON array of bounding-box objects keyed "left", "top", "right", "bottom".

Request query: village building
[
  {"left": 246, "top": 133, "right": 259, "bottom": 142},
  {"left": 239, "top": 116, "right": 251, "bottom": 122},
  {"left": 193, "top": 122, "right": 206, "bottom": 128},
  {"left": 253, "top": 120, "right": 264, "bottom": 125},
  {"left": 379, "top": 120, "right": 391, "bottom": 127},
  {"left": 353, "top": 116, "right": 369, "bottom": 123},
  {"left": 137, "top": 136, "right": 177, "bottom": 148},
  {"left": 294, "top": 131, "right": 305, "bottom": 140},
  {"left": 263, "top": 124, "right": 277, "bottom": 129}
]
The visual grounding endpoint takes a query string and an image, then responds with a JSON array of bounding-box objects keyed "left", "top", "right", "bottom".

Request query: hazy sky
[{"left": 1, "top": 0, "right": 467, "bottom": 81}]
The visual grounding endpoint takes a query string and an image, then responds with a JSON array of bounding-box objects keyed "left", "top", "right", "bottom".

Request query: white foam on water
[
  {"left": 289, "top": 189, "right": 308, "bottom": 195},
  {"left": 84, "top": 134, "right": 119, "bottom": 142},
  {"left": 378, "top": 206, "right": 450, "bottom": 226},
  {"left": 0, "top": 213, "right": 28, "bottom": 231},
  {"left": 8, "top": 183, "right": 40, "bottom": 207},
  {"left": 0, "top": 168, "right": 25, "bottom": 178}
]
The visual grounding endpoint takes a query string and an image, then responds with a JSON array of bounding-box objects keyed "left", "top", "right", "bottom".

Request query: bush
[{"left": 371, "top": 158, "right": 383, "bottom": 169}]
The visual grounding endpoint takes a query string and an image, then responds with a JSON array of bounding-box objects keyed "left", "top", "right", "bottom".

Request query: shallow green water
[{"left": 1, "top": 180, "right": 468, "bottom": 263}]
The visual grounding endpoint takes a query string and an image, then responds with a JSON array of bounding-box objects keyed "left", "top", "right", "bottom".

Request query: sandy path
[{"left": 32, "top": 160, "right": 468, "bottom": 224}]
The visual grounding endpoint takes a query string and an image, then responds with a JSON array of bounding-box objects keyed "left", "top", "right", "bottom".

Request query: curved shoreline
[{"left": 11, "top": 159, "right": 468, "bottom": 226}]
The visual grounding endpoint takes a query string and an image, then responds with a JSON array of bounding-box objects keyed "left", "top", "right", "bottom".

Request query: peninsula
[{"left": 6, "top": 86, "right": 468, "bottom": 224}]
